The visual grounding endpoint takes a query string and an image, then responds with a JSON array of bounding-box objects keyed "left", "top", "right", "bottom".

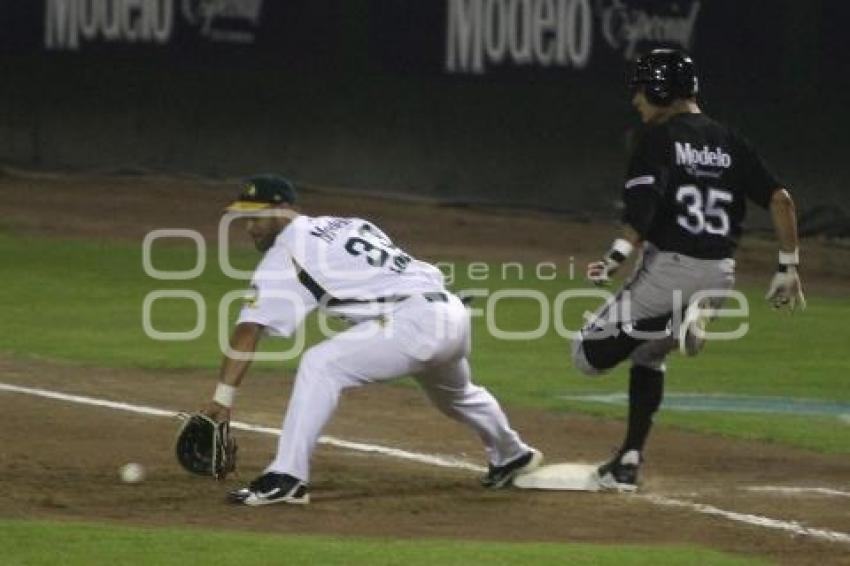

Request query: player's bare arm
[
  {"left": 766, "top": 188, "right": 805, "bottom": 310},
  {"left": 770, "top": 188, "right": 799, "bottom": 253},
  {"left": 202, "top": 321, "right": 266, "bottom": 422}
]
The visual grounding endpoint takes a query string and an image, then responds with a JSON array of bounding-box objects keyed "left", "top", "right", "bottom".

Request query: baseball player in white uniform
[{"left": 202, "top": 175, "right": 541, "bottom": 505}]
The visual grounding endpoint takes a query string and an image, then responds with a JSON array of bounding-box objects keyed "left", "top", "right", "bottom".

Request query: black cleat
[
  {"left": 595, "top": 449, "right": 641, "bottom": 492},
  {"left": 228, "top": 472, "right": 310, "bottom": 506},
  {"left": 480, "top": 448, "right": 543, "bottom": 489}
]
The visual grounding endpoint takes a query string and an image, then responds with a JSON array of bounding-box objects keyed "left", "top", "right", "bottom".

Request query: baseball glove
[{"left": 175, "top": 413, "right": 237, "bottom": 480}]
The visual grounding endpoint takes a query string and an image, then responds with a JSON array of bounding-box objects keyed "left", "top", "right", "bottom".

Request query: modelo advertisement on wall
[
  {"left": 44, "top": 0, "right": 264, "bottom": 50},
  {"left": 371, "top": 0, "right": 701, "bottom": 77},
  {"left": 1, "top": 0, "right": 339, "bottom": 64}
]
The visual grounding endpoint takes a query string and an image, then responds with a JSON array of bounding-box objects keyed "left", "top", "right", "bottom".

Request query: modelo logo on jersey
[
  {"left": 45, "top": 0, "right": 174, "bottom": 50},
  {"left": 675, "top": 142, "right": 732, "bottom": 168},
  {"left": 446, "top": 0, "right": 593, "bottom": 74}
]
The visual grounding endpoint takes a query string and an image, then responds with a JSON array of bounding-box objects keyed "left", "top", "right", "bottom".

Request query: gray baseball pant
[{"left": 572, "top": 244, "right": 735, "bottom": 374}]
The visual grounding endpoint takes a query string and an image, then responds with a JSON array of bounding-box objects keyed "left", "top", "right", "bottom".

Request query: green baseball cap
[{"left": 225, "top": 175, "right": 297, "bottom": 212}]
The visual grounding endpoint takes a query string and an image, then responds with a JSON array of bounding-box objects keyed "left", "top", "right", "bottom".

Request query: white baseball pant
[{"left": 265, "top": 293, "right": 530, "bottom": 481}]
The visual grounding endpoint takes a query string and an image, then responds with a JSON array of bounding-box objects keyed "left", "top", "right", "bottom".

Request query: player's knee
[
  {"left": 629, "top": 347, "right": 667, "bottom": 372},
  {"left": 429, "top": 396, "right": 460, "bottom": 417},
  {"left": 428, "top": 382, "right": 477, "bottom": 412},
  {"left": 571, "top": 335, "right": 607, "bottom": 376}
]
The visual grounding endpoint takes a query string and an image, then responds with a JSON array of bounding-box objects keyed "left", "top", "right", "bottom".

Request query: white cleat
[{"left": 679, "top": 298, "right": 713, "bottom": 357}]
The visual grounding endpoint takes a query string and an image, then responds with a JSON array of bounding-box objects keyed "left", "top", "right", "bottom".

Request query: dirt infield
[
  {"left": 1, "top": 171, "right": 849, "bottom": 565},
  {"left": 2, "top": 357, "right": 849, "bottom": 565}
]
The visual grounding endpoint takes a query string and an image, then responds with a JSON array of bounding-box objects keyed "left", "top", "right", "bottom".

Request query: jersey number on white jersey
[{"left": 343, "top": 224, "right": 412, "bottom": 274}]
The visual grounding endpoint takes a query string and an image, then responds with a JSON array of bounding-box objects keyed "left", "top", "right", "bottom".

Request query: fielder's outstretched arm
[{"left": 203, "top": 322, "right": 265, "bottom": 421}]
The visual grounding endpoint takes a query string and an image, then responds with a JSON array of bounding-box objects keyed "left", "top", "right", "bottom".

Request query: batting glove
[
  {"left": 765, "top": 249, "right": 806, "bottom": 311},
  {"left": 587, "top": 258, "right": 619, "bottom": 286},
  {"left": 587, "top": 239, "right": 634, "bottom": 287}
]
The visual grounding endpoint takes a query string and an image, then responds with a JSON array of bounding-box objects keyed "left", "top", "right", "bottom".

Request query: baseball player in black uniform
[{"left": 571, "top": 49, "right": 805, "bottom": 491}]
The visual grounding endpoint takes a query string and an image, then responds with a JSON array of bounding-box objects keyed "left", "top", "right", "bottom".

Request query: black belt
[
  {"left": 328, "top": 295, "right": 409, "bottom": 307},
  {"left": 330, "top": 291, "right": 448, "bottom": 307}
]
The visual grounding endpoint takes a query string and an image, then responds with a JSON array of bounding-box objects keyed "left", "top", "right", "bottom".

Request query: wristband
[
  {"left": 213, "top": 383, "right": 237, "bottom": 408},
  {"left": 778, "top": 248, "right": 799, "bottom": 266},
  {"left": 607, "top": 238, "right": 634, "bottom": 265}
]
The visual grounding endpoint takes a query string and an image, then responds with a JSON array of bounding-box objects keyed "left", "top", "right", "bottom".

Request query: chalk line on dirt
[
  {"left": 2, "top": 381, "right": 847, "bottom": 545},
  {"left": 642, "top": 495, "right": 850, "bottom": 544},
  {"left": 744, "top": 486, "right": 850, "bottom": 498},
  {"left": 0, "top": 382, "right": 484, "bottom": 473}
]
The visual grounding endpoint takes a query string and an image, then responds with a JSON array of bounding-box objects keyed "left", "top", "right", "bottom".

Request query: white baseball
[{"left": 119, "top": 462, "right": 146, "bottom": 484}]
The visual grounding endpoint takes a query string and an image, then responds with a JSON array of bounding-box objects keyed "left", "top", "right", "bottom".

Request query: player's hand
[
  {"left": 201, "top": 401, "right": 231, "bottom": 423},
  {"left": 587, "top": 259, "right": 617, "bottom": 286},
  {"left": 765, "top": 266, "right": 806, "bottom": 312}
]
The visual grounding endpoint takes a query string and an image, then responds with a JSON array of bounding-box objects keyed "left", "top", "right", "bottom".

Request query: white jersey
[{"left": 237, "top": 215, "right": 446, "bottom": 336}]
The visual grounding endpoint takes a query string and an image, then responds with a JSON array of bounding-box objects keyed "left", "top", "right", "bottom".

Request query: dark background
[{"left": 1, "top": 0, "right": 848, "bottom": 221}]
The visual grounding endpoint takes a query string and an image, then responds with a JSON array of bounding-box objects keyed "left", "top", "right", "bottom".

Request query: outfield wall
[{"left": 0, "top": 1, "right": 847, "bottom": 214}]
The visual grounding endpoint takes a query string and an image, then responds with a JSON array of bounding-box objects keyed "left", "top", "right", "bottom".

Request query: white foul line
[
  {"left": 0, "top": 382, "right": 484, "bottom": 473},
  {"left": 232, "top": 418, "right": 483, "bottom": 473},
  {"left": 744, "top": 486, "right": 850, "bottom": 498},
  {"left": 642, "top": 495, "right": 850, "bottom": 544},
  {"left": 1, "top": 381, "right": 847, "bottom": 545}
]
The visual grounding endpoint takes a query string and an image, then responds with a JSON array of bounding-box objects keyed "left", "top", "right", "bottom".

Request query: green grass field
[
  {"left": 1, "top": 233, "right": 847, "bottom": 453},
  {"left": 0, "top": 520, "right": 767, "bottom": 566},
  {"left": 1, "top": 232, "right": 846, "bottom": 565}
]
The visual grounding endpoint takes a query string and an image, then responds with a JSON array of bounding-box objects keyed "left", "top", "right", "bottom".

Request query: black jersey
[{"left": 621, "top": 113, "right": 780, "bottom": 260}]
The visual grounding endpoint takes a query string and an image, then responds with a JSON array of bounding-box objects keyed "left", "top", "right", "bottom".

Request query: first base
[{"left": 514, "top": 463, "right": 600, "bottom": 491}]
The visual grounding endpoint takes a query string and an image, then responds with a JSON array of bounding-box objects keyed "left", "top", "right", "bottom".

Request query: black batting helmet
[{"left": 629, "top": 49, "right": 699, "bottom": 106}]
